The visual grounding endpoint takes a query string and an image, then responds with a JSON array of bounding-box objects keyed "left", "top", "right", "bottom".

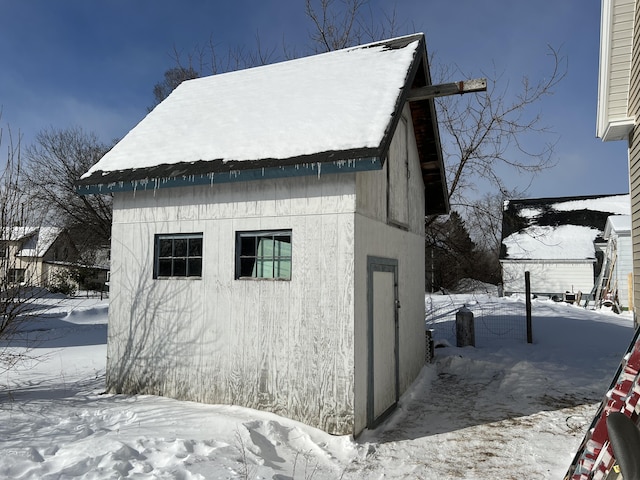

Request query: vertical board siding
[
  {"left": 353, "top": 215, "right": 426, "bottom": 434},
  {"left": 388, "top": 116, "right": 409, "bottom": 226},
  {"left": 353, "top": 104, "right": 426, "bottom": 434},
  {"left": 108, "top": 174, "right": 356, "bottom": 434},
  {"left": 108, "top": 101, "right": 427, "bottom": 436}
]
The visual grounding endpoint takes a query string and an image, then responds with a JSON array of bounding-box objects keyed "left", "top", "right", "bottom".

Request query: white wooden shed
[
  {"left": 602, "top": 215, "right": 633, "bottom": 309},
  {"left": 500, "top": 194, "right": 630, "bottom": 300},
  {"left": 78, "top": 34, "right": 448, "bottom": 436}
]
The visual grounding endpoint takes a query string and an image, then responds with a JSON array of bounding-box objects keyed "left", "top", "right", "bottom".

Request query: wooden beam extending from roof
[{"left": 408, "top": 78, "right": 487, "bottom": 101}]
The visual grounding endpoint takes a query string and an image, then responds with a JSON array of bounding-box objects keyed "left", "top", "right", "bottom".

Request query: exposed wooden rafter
[{"left": 408, "top": 78, "right": 487, "bottom": 101}]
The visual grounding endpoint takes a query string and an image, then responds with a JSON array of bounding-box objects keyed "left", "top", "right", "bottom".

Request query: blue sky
[{"left": 0, "top": 1, "right": 630, "bottom": 200}]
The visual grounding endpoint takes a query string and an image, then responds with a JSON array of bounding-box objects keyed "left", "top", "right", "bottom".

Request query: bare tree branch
[{"left": 24, "top": 127, "right": 113, "bottom": 258}]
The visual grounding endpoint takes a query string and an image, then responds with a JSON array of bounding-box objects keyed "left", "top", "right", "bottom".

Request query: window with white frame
[
  {"left": 154, "top": 233, "right": 203, "bottom": 278},
  {"left": 236, "top": 230, "right": 292, "bottom": 280}
]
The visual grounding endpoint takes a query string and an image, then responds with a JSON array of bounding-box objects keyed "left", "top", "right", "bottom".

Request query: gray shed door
[{"left": 367, "top": 257, "right": 399, "bottom": 428}]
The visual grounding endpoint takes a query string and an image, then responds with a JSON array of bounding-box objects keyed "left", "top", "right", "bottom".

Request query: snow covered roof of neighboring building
[
  {"left": 77, "top": 34, "right": 449, "bottom": 214},
  {"left": 0, "top": 226, "right": 39, "bottom": 242},
  {"left": 16, "top": 227, "right": 63, "bottom": 258},
  {"left": 500, "top": 193, "right": 630, "bottom": 261}
]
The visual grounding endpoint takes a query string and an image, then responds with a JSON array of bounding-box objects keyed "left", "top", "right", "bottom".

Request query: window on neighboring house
[
  {"left": 8, "top": 268, "right": 25, "bottom": 284},
  {"left": 236, "top": 230, "right": 292, "bottom": 280},
  {"left": 153, "top": 233, "right": 203, "bottom": 278}
]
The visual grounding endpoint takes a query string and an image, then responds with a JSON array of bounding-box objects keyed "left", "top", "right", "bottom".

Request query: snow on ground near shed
[{"left": 0, "top": 292, "right": 634, "bottom": 479}]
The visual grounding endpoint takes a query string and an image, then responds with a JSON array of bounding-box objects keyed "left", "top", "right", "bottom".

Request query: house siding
[
  {"left": 501, "top": 261, "right": 595, "bottom": 297},
  {"left": 107, "top": 174, "right": 357, "bottom": 435},
  {"left": 598, "top": 0, "right": 635, "bottom": 139},
  {"left": 629, "top": 0, "right": 640, "bottom": 316},
  {"left": 608, "top": 0, "right": 634, "bottom": 118},
  {"left": 611, "top": 232, "right": 633, "bottom": 309}
]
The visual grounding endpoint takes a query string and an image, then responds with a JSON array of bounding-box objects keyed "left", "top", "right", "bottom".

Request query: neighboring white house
[
  {"left": 500, "top": 194, "right": 630, "bottom": 300},
  {"left": 0, "top": 226, "right": 78, "bottom": 288},
  {"left": 77, "top": 34, "right": 449, "bottom": 436},
  {"left": 602, "top": 214, "right": 633, "bottom": 309}
]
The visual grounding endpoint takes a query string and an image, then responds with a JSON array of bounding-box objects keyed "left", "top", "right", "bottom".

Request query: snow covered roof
[
  {"left": 0, "top": 226, "right": 39, "bottom": 242},
  {"left": 77, "top": 34, "right": 448, "bottom": 214},
  {"left": 16, "top": 227, "right": 63, "bottom": 258},
  {"left": 0, "top": 226, "right": 64, "bottom": 257},
  {"left": 500, "top": 193, "right": 630, "bottom": 260}
]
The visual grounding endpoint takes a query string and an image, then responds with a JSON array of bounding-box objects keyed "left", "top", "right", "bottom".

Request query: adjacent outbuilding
[
  {"left": 500, "top": 193, "right": 630, "bottom": 301},
  {"left": 78, "top": 34, "right": 449, "bottom": 435}
]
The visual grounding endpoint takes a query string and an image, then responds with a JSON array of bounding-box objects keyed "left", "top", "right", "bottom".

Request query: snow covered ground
[{"left": 0, "top": 292, "right": 635, "bottom": 479}]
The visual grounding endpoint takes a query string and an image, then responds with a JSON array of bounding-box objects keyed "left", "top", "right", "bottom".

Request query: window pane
[
  {"left": 155, "top": 233, "right": 203, "bottom": 279},
  {"left": 189, "top": 238, "right": 202, "bottom": 257},
  {"left": 174, "top": 238, "right": 187, "bottom": 257},
  {"left": 274, "top": 234, "right": 291, "bottom": 246},
  {"left": 273, "top": 238, "right": 292, "bottom": 258},
  {"left": 240, "top": 258, "right": 255, "bottom": 277},
  {"left": 274, "top": 258, "right": 291, "bottom": 279},
  {"left": 240, "top": 236, "right": 256, "bottom": 256},
  {"left": 158, "top": 259, "right": 172, "bottom": 277},
  {"left": 173, "top": 258, "right": 186, "bottom": 276},
  {"left": 254, "top": 258, "right": 272, "bottom": 278},
  {"left": 159, "top": 239, "right": 173, "bottom": 258},
  {"left": 236, "top": 230, "right": 291, "bottom": 280},
  {"left": 256, "top": 237, "right": 274, "bottom": 258},
  {"left": 188, "top": 258, "right": 202, "bottom": 277}
]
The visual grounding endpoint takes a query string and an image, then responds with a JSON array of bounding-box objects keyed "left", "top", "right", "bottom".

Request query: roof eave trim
[
  {"left": 77, "top": 156, "right": 383, "bottom": 195},
  {"left": 601, "top": 117, "right": 635, "bottom": 142}
]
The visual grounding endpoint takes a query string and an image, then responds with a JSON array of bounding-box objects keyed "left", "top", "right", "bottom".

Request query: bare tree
[
  {"left": 24, "top": 127, "right": 113, "bottom": 260},
  {"left": 150, "top": 66, "right": 199, "bottom": 111},
  {"left": 305, "top": 0, "right": 401, "bottom": 52},
  {"left": 301, "top": 2, "right": 566, "bottom": 289},
  {"left": 0, "top": 121, "right": 60, "bottom": 372},
  {"left": 149, "top": 34, "right": 280, "bottom": 110},
  {"left": 148, "top": 3, "right": 565, "bottom": 289},
  {"left": 434, "top": 51, "right": 566, "bottom": 209}
]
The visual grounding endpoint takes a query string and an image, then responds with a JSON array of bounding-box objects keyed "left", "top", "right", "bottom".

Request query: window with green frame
[
  {"left": 236, "top": 230, "right": 292, "bottom": 280},
  {"left": 154, "top": 233, "right": 203, "bottom": 278}
]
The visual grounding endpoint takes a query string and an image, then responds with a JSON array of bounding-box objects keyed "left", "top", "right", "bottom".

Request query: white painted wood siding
[
  {"left": 356, "top": 104, "right": 425, "bottom": 236},
  {"left": 610, "top": 233, "right": 633, "bottom": 308},
  {"left": 388, "top": 116, "right": 409, "bottom": 227},
  {"left": 107, "top": 102, "right": 427, "bottom": 437},
  {"left": 353, "top": 103, "right": 426, "bottom": 434},
  {"left": 598, "top": 0, "right": 635, "bottom": 140},
  {"left": 501, "top": 261, "right": 595, "bottom": 296},
  {"left": 108, "top": 173, "right": 357, "bottom": 435}
]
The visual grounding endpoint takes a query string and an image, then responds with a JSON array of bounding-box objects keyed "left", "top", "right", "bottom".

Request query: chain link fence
[{"left": 425, "top": 293, "right": 529, "bottom": 347}]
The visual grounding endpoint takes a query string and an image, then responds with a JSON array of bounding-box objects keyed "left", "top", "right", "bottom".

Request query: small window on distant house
[
  {"left": 8, "top": 268, "right": 25, "bottom": 284},
  {"left": 154, "top": 233, "right": 203, "bottom": 279},
  {"left": 236, "top": 230, "right": 292, "bottom": 280}
]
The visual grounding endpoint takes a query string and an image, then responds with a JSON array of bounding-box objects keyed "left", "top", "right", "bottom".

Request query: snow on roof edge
[{"left": 80, "top": 34, "right": 425, "bottom": 180}]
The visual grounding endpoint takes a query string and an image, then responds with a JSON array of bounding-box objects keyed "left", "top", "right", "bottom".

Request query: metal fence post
[{"left": 525, "top": 271, "right": 532, "bottom": 343}]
